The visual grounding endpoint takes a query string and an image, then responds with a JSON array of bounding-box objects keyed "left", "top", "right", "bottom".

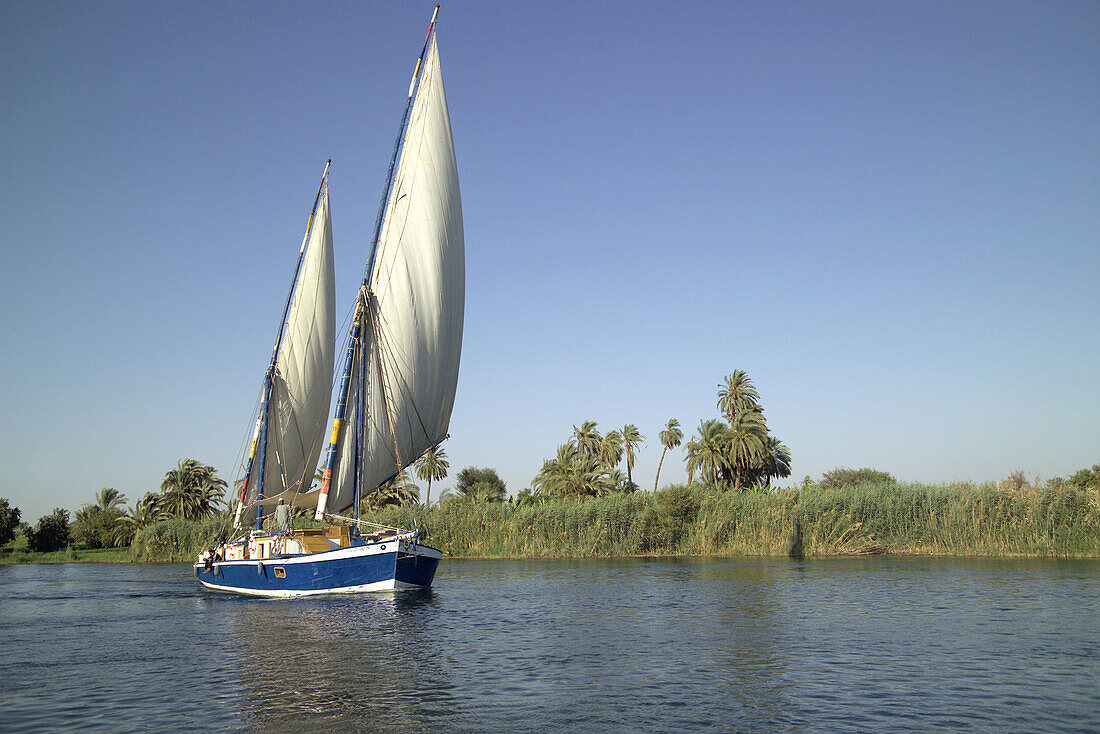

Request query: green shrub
[
  {"left": 27, "top": 509, "right": 70, "bottom": 552},
  {"left": 820, "top": 467, "right": 897, "bottom": 489},
  {"left": 0, "top": 499, "right": 21, "bottom": 547}
]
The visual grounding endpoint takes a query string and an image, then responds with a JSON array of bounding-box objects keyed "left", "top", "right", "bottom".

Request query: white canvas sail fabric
[
  {"left": 354, "top": 34, "right": 464, "bottom": 495},
  {"left": 255, "top": 186, "right": 336, "bottom": 512}
]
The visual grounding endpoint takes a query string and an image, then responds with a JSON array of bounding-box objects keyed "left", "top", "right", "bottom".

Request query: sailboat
[{"left": 196, "top": 6, "right": 462, "bottom": 596}]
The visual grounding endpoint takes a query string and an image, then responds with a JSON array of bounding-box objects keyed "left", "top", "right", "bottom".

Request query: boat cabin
[{"left": 215, "top": 525, "right": 407, "bottom": 561}]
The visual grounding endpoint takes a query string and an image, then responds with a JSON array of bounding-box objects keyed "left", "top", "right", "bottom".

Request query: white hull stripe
[{"left": 197, "top": 577, "right": 424, "bottom": 597}]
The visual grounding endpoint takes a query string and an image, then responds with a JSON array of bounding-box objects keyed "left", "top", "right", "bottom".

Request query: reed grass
[
  {"left": 115, "top": 481, "right": 1100, "bottom": 562},
  {"left": 366, "top": 481, "right": 1100, "bottom": 559},
  {"left": 129, "top": 518, "right": 231, "bottom": 562}
]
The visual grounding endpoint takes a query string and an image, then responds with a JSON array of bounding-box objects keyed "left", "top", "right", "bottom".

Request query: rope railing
[{"left": 323, "top": 513, "right": 411, "bottom": 536}]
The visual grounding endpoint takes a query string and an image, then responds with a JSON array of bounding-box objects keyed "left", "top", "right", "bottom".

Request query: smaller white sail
[{"left": 241, "top": 185, "right": 335, "bottom": 516}]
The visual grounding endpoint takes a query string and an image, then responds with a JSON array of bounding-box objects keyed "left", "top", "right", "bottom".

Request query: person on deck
[{"left": 274, "top": 498, "right": 292, "bottom": 536}]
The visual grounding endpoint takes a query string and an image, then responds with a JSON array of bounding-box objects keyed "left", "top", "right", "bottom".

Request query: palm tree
[
  {"left": 133, "top": 492, "right": 167, "bottom": 528},
  {"left": 160, "top": 459, "right": 228, "bottom": 520},
  {"left": 110, "top": 514, "right": 137, "bottom": 547},
  {"left": 727, "top": 409, "right": 768, "bottom": 490},
  {"left": 532, "top": 444, "right": 577, "bottom": 497},
  {"left": 598, "top": 430, "right": 623, "bottom": 469},
  {"left": 532, "top": 444, "right": 614, "bottom": 498},
  {"left": 94, "top": 488, "right": 127, "bottom": 513},
  {"left": 685, "top": 419, "right": 731, "bottom": 487},
  {"left": 717, "top": 370, "right": 761, "bottom": 426},
  {"left": 571, "top": 420, "right": 602, "bottom": 458},
  {"left": 361, "top": 471, "right": 420, "bottom": 512},
  {"left": 74, "top": 488, "right": 134, "bottom": 549},
  {"left": 755, "top": 435, "right": 792, "bottom": 486},
  {"left": 413, "top": 445, "right": 449, "bottom": 506},
  {"left": 621, "top": 424, "right": 645, "bottom": 488},
  {"left": 654, "top": 418, "right": 683, "bottom": 491},
  {"left": 606, "top": 468, "right": 631, "bottom": 493}
]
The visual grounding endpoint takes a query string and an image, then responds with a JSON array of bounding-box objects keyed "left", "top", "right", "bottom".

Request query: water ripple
[{"left": 0, "top": 558, "right": 1097, "bottom": 732}]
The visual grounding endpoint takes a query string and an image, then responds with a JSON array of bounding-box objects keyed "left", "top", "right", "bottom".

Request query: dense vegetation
[
  {"left": 7, "top": 469, "right": 1099, "bottom": 564},
  {"left": 26, "top": 508, "right": 71, "bottom": 552},
  {"left": 130, "top": 517, "right": 234, "bottom": 563},
  {"left": 71, "top": 488, "right": 134, "bottom": 549},
  {"left": 3, "top": 369, "right": 1099, "bottom": 564},
  {"left": 1, "top": 459, "right": 228, "bottom": 561},
  {"left": 0, "top": 499, "right": 21, "bottom": 547},
  {"left": 356, "top": 478, "right": 1100, "bottom": 559}
]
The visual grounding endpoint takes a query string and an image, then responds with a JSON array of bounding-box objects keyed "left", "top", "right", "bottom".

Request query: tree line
[
  {"left": 7, "top": 362, "right": 1095, "bottom": 556},
  {"left": 1, "top": 368, "right": 795, "bottom": 554},
  {"left": 0, "top": 458, "right": 228, "bottom": 553},
  {"left": 525, "top": 370, "right": 792, "bottom": 500}
]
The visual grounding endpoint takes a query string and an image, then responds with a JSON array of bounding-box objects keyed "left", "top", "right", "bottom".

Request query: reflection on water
[
  {"left": 1, "top": 558, "right": 1098, "bottom": 733},
  {"left": 226, "top": 591, "right": 454, "bottom": 732}
]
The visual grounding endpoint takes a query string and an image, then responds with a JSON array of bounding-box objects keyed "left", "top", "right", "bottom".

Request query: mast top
[{"left": 427, "top": 5, "right": 440, "bottom": 39}]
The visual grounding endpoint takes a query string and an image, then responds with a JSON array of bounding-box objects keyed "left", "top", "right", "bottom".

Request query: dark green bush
[
  {"left": 0, "top": 499, "right": 21, "bottom": 547},
  {"left": 27, "top": 508, "right": 71, "bottom": 552}
]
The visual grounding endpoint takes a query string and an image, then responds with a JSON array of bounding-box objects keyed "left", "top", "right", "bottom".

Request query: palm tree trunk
[
  {"left": 426, "top": 477, "right": 432, "bottom": 507},
  {"left": 654, "top": 447, "right": 667, "bottom": 492}
]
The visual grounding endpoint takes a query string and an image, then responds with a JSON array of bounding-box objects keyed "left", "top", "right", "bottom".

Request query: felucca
[{"left": 196, "top": 6, "right": 462, "bottom": 596}]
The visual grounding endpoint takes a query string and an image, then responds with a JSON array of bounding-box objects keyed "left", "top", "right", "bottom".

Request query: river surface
[{"left": 0, "top": 557, "right": 1097, "bottom": 733}]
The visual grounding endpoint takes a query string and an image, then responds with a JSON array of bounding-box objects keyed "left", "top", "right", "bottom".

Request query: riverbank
[
  {"left": 7, "top": 481, "right": 1096, "bottom": 564},
  {"left": 0, "top": 547, "right": 131, "bottom": 564},
  {"left": 392, "top": 481, "right": 1100, "bottom": 559},
  {"left": 117, "top": 481, "right": 1100, "bottom": 562}
]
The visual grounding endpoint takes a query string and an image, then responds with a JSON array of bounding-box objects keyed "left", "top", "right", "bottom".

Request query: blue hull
[{"left": 196, "top": 540, "right": 440, "bottom": 597}]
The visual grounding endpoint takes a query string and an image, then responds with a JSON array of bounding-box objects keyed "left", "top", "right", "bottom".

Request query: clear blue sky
[{"left": 2, "top": 1, "right": 1097, "bottom": 521}]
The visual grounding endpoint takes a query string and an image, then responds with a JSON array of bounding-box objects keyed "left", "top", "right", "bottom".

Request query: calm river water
[{"left": 0, "top": 557, "right": 1097, "bottom": 733}]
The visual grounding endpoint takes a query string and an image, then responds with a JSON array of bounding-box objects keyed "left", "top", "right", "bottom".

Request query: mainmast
[
  {"left": 234, "top": 159, "right": 332, "bottom": 529},
  {"left": 315, "top": 6, "right": 440, "bottom": 520}
]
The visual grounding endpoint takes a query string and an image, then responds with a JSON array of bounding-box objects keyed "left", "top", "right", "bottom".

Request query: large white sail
[
  {"left": 355, "top": 33, "right": 464, "bottom": 494},
  {"left": 257, "top": 186, "right": 336, "bottom": 508}
]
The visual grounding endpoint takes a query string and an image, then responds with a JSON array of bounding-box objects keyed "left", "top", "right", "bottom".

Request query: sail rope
[
  {"left": 369, "top": 303, "right": 433, "bottom": 448},
  {"left": 195, "top": 378, "right": 264, "bottom": 555},
  {"left": 358, "top": 43, "right": 440, "bottom": 456},
  {"left": 229, "top": 383, "right": 264, "bottom": 503},
  {"left": 365, "top": 298, "right": 418, "bottom": 532},
  {"left": 316, "top": 11, "right": 442, "bottom": 531},
  {"left": 354, "top": 294, "right": 418, "bottom": 530},
  {"left": 364, "top": 298, "right": 432, "bottom": 531},
  {"left": 367, "top": 29, "right": 439, "bottom": 308}
]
